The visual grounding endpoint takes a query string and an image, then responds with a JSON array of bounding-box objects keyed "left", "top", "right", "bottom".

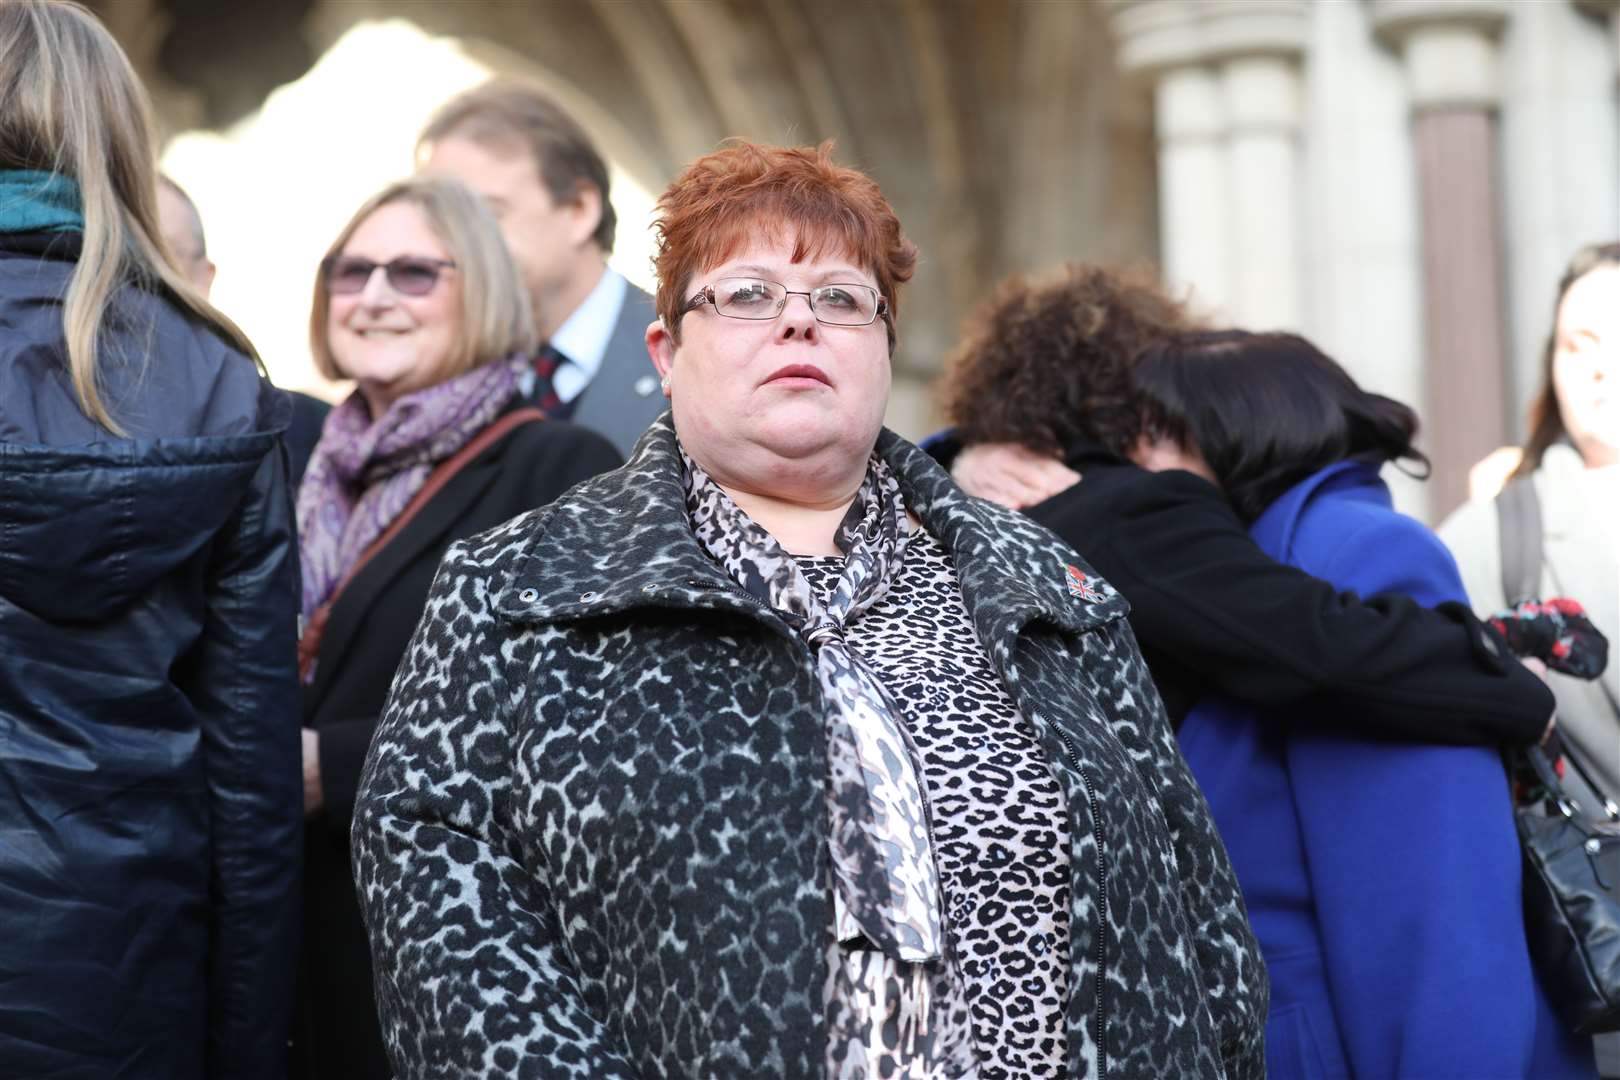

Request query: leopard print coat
[{"left": 351, "top": 416, "right": 1267, "bottom": 1079}]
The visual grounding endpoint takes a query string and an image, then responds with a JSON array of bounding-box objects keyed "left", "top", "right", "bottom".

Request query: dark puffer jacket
[
  {"left": 353, "top": 417, "right": 1267, "bottom": 1079},
  {"left": 0, "top": 232, "right": 302, "bottom": 1079}
]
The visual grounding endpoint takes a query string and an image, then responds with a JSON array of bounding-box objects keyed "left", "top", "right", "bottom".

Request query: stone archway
[{"left": 95, "top": 0, "right": 1158, "bottom": 435}]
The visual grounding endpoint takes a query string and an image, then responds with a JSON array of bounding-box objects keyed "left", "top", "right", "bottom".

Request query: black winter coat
[
  {"left": 294, "top": 412, "right": 620, "bottom": 1080},
  {"left": 0, "top": 231, "right": 301, "bottom": 1079},
  {"left": 1025, "top": 442, "right": 1555, "bottom": 741},
  {"left": 352, "top": 418, "right": 1268, "bottom": 1079}
]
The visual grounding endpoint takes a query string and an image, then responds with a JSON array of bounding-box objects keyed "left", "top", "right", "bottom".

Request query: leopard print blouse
[{"left": 800, "top": 533, "right": 1071, "bottom": 1079}]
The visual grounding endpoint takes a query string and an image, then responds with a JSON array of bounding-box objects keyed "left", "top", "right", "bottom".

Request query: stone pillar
[
  {"left": 1373, "top": 0, "right": 1513, "bottom": 519},
  {"left": 1222, "top": 53, "right": 1305, "bottom": 329},
  {"left": 1155, "top": 64, "right": 1235, "bottom": 315},
  {"left": 1110, "top": 0, "right": 1309, "bottom": 327}
]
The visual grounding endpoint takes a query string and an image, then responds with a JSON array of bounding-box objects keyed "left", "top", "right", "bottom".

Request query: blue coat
[{"left": 1178, "top": 461, "right": 1592, "bottom": 1079}]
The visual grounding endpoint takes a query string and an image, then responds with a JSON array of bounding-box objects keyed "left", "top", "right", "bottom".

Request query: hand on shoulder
[{"left": 952, "top": 442, "right": 1079, "bottom": 509}]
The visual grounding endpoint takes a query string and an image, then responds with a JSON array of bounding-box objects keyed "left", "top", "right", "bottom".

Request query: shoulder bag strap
[
  {"left": 1497, "top": 475, "right": 1620, "bottom": 813},
  {"left": 297, "top": 407, "right": 546, "bottom": 681},
  {"left": 1495, "top": 475, "right": 1545, "bottom": 606}
]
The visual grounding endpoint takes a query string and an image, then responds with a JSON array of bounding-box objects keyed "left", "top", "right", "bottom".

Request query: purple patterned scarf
[{"left": 296, "top": 355, "right": 526, "bottom": 624}]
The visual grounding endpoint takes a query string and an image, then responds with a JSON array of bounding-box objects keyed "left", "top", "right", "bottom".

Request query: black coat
[
  {"left": 1024, "top": 442, "right": 1555, "bottom": 742},
  {"left": 352, "top": 419, "right": 1268, "bottom": 1079},
  {"left": 294, "top": 413, "right": 621, "bottom": 1080},
  {"left": 284, "top": 389, "right": 332, "bottom": 486},
  {"left": 0, "top": 230, "right": 302, "bottom": 1079}
]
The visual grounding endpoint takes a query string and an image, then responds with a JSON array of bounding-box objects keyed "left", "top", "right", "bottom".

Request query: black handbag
[{"left": 1513, "top": 741, "right": 1620, "bottom": 1034}]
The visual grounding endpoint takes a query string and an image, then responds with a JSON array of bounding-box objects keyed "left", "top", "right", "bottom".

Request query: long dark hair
[
  {"left": 1133, "top": 330, "right": 1429, "bottom": 522},
  {"left": 1514, "top": 242, "right": 1620, "bottom": 478}
]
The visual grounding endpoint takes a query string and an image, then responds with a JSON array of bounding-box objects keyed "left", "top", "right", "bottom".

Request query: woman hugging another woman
[{"left": 943, "top": 265, "right": 1592, "bottom": 1079}]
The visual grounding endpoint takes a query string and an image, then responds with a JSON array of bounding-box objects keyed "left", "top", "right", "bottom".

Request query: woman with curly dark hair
[{"left": 939, "top": 263, "right": 1557, "bottom": 738}]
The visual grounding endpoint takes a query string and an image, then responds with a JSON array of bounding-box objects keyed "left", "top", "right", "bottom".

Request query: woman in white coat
[{"left": 1439, "top": 241, "right": 1619, "bottom": 1076}]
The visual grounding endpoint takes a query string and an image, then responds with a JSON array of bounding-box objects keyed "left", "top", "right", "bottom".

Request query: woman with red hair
[{"left": 351, "top": 140, "right": 1264, "bottom": 1079}]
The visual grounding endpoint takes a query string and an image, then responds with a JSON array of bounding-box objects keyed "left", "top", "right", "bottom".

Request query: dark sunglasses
[{"left": 321, "top": 255, "right": 457, "bottom": 296}]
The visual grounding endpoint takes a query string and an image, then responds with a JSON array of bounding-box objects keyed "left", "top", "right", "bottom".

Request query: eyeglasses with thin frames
[
  {"left": 684, "top": 277, "right": 889, "bottom": 327},
  {"left": 322, "top": 255, "right": 457, "bottom": 297}
]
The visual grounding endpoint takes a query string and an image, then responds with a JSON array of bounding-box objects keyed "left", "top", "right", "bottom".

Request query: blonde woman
[
  {"left": 291, "top": 175, "right": 621, "bottom": 1079},
  {"left": 0, "top": 3, "right": 300, "bottom": 1078}
]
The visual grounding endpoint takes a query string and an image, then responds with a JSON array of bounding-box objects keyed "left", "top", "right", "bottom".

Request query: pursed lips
[{"left": 763, "top": 363, "right": 832, "bottom": 387}]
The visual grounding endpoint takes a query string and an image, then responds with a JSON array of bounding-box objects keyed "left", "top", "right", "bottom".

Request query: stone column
[
  {"left": 1155, "top": 64, "right": 1235, "bottom": 315},
  {"left": 1110, "top": 0, "right": 1309, "bottom": 327},
  {"left": 1221, "top": 52, "right": 1305, "bottom": 329},
  {"left": 1372, "top": 0, "right": 1513, "bottom": 518}
]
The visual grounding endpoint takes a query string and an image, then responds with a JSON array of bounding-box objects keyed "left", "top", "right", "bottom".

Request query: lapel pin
[{"left": 1066, "top": 563, "right": 1104, "bottom": 602}]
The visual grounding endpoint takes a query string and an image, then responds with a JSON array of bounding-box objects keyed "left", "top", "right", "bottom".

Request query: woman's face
[
  {"left": 648, "top": 231, "right": 892, "bottom": 493},
  {"left": 1553, "top": 264, "right": 1619, "bottom": 467},
  {"left": 326, "top": 200, "right": 462, "bottom": 417}
]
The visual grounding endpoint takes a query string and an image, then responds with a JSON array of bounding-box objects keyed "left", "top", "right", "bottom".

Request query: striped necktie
[{"left": 531, "top": 344, "right": 576, "bottom": 419}]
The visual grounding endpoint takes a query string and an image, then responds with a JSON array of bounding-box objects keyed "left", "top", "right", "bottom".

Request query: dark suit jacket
[
  {"left": 292, "top": 415, "right": 621, "bottom": 1080},
  {"left": 283, "top": 389, "right": 331, "bottom": 486},
  {"left": 567, "top": 282, "right": 666, "bottom": 456}
]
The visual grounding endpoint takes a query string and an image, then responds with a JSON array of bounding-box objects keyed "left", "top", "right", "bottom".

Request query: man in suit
[
  {"left": 419, "top": 80, "right": 664, "bottom": 457},
  {"left": 156, "top": 175, "right": 330, "bottom": 484}
]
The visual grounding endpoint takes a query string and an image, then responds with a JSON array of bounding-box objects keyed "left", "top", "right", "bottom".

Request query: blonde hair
[
  {"left": 310, "top": 176, "right": 537, "bottom": 384},
  {"left": 0, "top": 0, "right": 258, "bottom": 434}
]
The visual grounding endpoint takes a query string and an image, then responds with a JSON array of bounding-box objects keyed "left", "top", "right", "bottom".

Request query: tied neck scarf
[
  {"left": 0, "top": 171, "right": 84, "bottom": 234},
  {"left": 681, "top": 448, "right": 977, "bottom": 1079},
  {"left": 297, "top": 355, "right": 526, "bottom": 626}
]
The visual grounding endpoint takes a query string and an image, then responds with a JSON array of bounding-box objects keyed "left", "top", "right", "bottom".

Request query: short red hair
[{"left": 652, "top": 139, "right": 917, "bottom": 350}]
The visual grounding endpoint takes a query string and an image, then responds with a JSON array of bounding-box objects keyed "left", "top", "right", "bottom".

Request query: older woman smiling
[
  {"left": 293, "top": 176, "right": 619, "bottom": 1079},
  {"left": 352, "top": 141, "right": 1265, "bottom": 1080}
]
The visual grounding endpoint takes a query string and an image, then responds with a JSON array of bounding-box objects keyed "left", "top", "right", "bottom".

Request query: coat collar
[
  {"left": 494, "top": 416, "right": 1128, "bottom": 642},
  {"left": 1249, "top": 458, "right": 1385, "bottom": 560}
]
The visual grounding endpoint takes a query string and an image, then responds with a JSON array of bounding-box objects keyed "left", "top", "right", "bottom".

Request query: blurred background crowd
[{"left": 107, "top": 0, "right": 1619, "bottom": 521}]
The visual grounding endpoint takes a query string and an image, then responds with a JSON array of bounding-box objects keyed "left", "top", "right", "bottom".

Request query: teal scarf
[{"left": 0, "top": 170, "right": 84, "bottom": 233}]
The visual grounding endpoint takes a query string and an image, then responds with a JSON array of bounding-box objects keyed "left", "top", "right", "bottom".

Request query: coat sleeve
[
  {"left": 351, "top": 539, "right": 639, "bottom": 1079},
  {"left": 1091, "top": 619, "right": 1270, "bottom": 1080},
  {"left": 189, "top": 438, "right": 303, "bottom": 1079},
  {"left": 1285, "top": 512, "right": 1549, "bottom": 1077},
  {"left": 1091, "top": 469, "right": 1551, "bottom": 744}
]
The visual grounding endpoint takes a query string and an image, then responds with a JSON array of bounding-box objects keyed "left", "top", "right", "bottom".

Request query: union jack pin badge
[{"left": 1066, "top": 563, "right": 1104, "bottom": 602}]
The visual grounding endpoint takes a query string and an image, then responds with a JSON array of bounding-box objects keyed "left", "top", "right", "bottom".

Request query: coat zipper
[{"left": 1048, "top": 717, "right": 1107, "bottom": 1079}]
